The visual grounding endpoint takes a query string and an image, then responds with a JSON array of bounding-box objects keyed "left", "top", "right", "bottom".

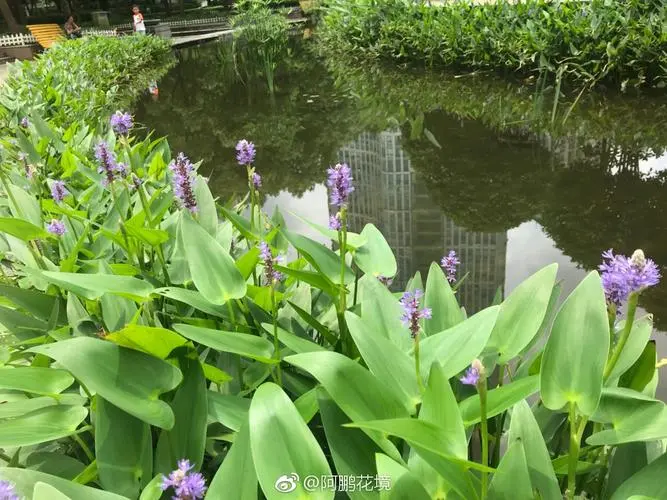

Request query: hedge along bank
[
  {"left": 0, "top": 34, "right": 665, "bottom": 500},
  {"left": 319, "top": 0, "right": 667, "bottom": 90}
]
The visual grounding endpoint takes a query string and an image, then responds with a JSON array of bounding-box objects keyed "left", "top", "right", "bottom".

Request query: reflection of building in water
[{"left": 339, "top": 130, "right": 507, "bottom": 313}]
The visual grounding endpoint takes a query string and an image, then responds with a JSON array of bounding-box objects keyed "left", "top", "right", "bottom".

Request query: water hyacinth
[
  {"left": 161, "top": 459, "right": 207, "bottom": 500},
  {"left": 0, "top": 480, "right": 19, "bottom": 500},
  {"left": 440, "top": 250, "right": 460, "bottom": 283},
  {"left": 460, "top": 359, "right": 484, "bottom": 386},
  {"left": 47, "top": 218, "right": 66, "bottom": 236},
  {"left": 252, "top": 172, "right": 262, "bottom": 189},
  {"left": 110, "top": 111, "right": 133, "bottom": 135},
  {"left": 399, "top": 289, "right": 432, "bottom": 338},
  {"left": 599, "top": 248, "right": 660, "bottom": 308},
  {"left": 95, "top": 141, "right": 126, "bottom": 186},
  {"left": 236, "top": 139, "right": 256, "bottom": 166},
  {"left": 328, "top": 212, "right": 341, "bottom": 231},
  {"left": 169, "top": 153, "right": 198, "bottom": 213},
  {"left": 51, "top": 180, "right": 69, "bottom": 203},
  {"left": 326, "top": 163, "right": 354, "bottom": 208},
  {"left": 260, "top": 242, "right": 283, "bottom": 284}
]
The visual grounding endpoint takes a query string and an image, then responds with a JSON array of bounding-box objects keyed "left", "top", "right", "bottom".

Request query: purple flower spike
[
  {"left": 110, "top": 111, "right": 133, "bottom": 136},
  {"left": 252, "top": 172, "right": 262, "bottom": 189},
  {"left": 95, "top": 141, "right": 121, "bottom": 187},
  {"left": 19, "top": 117, "right": 29, "bottom": 128},
  {"left": 326, "top": 163, "right": 354, "bottom": 208},
  {"left": 236, "top": 139, "right": 256, "bottom": 166},
  {"left": 169, "top": 153, "right": 198, "bottom": 213},
  {"left": 47, "top": 219, "right": 66, "bottom": 236},
  {"left": 460, "top": 366, "right": 480, "bottom": 386},
  {"left": 161, "top": 459, "right": 207, "bottom": 500},
  {"left": 440, "top": 250, "right": 460, "bottom": 283},
  {"left": 399, "top": 289, "right": 432, "bottom": 338},
  {"left": 328, "top": 213, "right": 341, "bottom": 231},
  {"left": 260, "top": 242, "right": 283, "bottom": 284},
  {"left": 0, "top": 480, "right": 19, "bottom": 500},
  {"left": 599, "top": 249, "right": 661, "bottom": 308},
  {"left": 51, "top": 180, "right": 69, "bottom": 203}
]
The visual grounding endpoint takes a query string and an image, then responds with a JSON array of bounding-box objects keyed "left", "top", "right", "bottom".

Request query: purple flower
[
  {"left": 252, "top": 172, "right": 262, "bottom": 189},
  {"left": 260, "top": 242, "right": 283, "bottom": 284},
  {"left": 47, "top": 219, "right": 66, "bottom": 236},
  {"left": 161, "top": 459, "right": 207, "bottom": 500},
  {"left": 460, "top": 366, "right": 480, "bottom": 386},
  {"left": 440, "top": 250, "right": 460, "bottom": 283},
  {"left": 599, "top": 249, "right": 661, "bottom": 308},
  {"left": 51, "top": 180, "right": 69, "bottom": 203},
  {"left": 0, "top": 480, "right": 19, "bottom": 500},
  {"left": 399, "top": 289, "right": 432, "bottom": 338},
  {"left": 110, "top": 111, "right": 133, "bottom": 136},
  {"left": 328, "top": 213, "right": 341, "bottom": 231},
  {"left": 326, "top": 163, "right": 354, "bottom": 208},
  {"left": 169, "top": 153, "right": 198, "bottom": 213},
  {"left": 19, "top": 117, "right": 29, "bottom": 128},
  {"left": 236, "top": 139, "right": 256, "bottom": 166},
  {"left": 95, "top": 141, "right": 126, "bottom": 186}
]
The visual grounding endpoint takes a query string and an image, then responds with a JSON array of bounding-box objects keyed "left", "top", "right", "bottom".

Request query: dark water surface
[{"left": 136, "top": 39, "right": 667, "bottom": 396}]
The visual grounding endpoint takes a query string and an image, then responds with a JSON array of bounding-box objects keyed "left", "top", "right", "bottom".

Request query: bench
[{"left": 26, "top": 24, "right": 65, "bottom": 49}]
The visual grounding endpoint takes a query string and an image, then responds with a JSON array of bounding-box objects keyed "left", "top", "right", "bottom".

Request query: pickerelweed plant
[{"left": 0, "top": 37, "right": 666, "bottom": 500}]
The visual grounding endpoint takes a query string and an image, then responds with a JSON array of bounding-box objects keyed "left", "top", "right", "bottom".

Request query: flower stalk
[{"left": 604, "top": 291, "right": 638, "bottom": 380}]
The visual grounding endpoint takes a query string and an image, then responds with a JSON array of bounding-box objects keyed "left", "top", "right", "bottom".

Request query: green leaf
[
  {"left": 6, "top": 183, "right": 41, "bottom": 225},
  {"left": 289, "top": 212, "right": 366, "bottom": 250},
  {"left": 96, "top": 398, "right": 153, "bottom": 498},
  {"left": 508, "top": 400, "right": 561, "bottom": 500},
  {"left": 276, "top": 265, "right": 339, "bottom": 298},
  {"left": 607, "top": 315, "right": 653, "bottom": 381},
  {"left": 202, "top": 363, "right": 232, "bottom": 385},
  {"left": 124, "top": 224, "right": 169, "bottom": 247},
  {"left": 261, "top": 323, "right": 326, "bottom": 354},
  {"left": 194, "top": 174, "right": 218, "bottom": 236},
  {"left": 180, "top": 213, "right": 246, "bottom": 304},
  {"left": 100, "top": 294, "right": 136, "bottom": 332},
  {"left": 33, "top": 482, "right": 73, "bottom": 500},
  {"left": 418, "top": 305, "right": 500, "bottom": 380},
  {"left": 153, "top": 287, "right": 228, "bottom": 318},
  {"left": 319, "top": 391, "right": 380, "bottom": 500},
  {"left": 0, "top": 217, "right": 48, "bottom": 240},
  {"left": 0, "top": 305, "right": 49, "bottom": 340},
  {"left": 423, "top": 262, "right": 464, "bottom": 336},
  {"left": 0, "top": 405, "right": 88, "bottom": 447},
  {"left": 208, "top": 422, "right": 257, "bottom": 500},
  {"left": 0, "top": 284, "right": 64, "bottom": 323},
  {"left": 620, "top": 340, "right": 656, "bottom": 392},
  {"left": 606, "top": 443, "right": 649, "bottom": 498},
  {"left": 345, "top": 311, "right": 419, "bottom": 413},
  {"left": 294, "top": 387, "right": 319, "bottom": 423},
  {"left": 358, "top": 275, "right": 410, "bottom": 352},
  {"left": 389, "top": 474, "right": 430, "bottom": 500},
  {"left": 282, "top": 229, "right": 354, "bottom": 284},
  {"left": 236, "top": 247, "right": 260, "bottom": 280},
  {"left": 249, "top": 383, "right": 332, "bottom": 500},
  {"left": 105, "top": 325, "right": 187, "bottom": 359},
  {"left": 156, "top": 358, "right": 207, "bottom": 473},
  {"left": 173, "top": 324, "right": 276, "bottom": 363},
  {"left": 25, "top": 452, "right": 85, "bottom": 481},
  {"left": 29, "top": 337, "right": 182, "bottom": 429},
  {"left": 207, "top": 392, "right": 250, "bottom": 431},
  {"left": 0, "top": 468, "right": 126, "bottom": 500},
  {"left": 487, "top": 264, "right": 557, "bottom": 364},
  {"left": 34, "top": 271, "right": 154, "bottom": 301},
  {"left": 138, "top": 475, "right": 166, "bottom": 500},
  {"left": 540, "top": 271, "right": 609, "bottom": 416},
  {"left": 0, "top": 394, "right": 86, "bottom": 419},
  {"left": 220, "top": 206, "right": 259, "bottom": 241},
  {"left": 0, "top": 367, "right": 74, "bottom": 395},
  {"left": 488, "top": 441, "right": 533, "bottom": 500},
  {"left": 459, "top": 376, "right": 540, "bottom": 426},
  {"left": 610, "top": 451, "right": 667, "bottom": 500},
  {"left": 353, "top": 223, "right": 397, "bottom": 278}
]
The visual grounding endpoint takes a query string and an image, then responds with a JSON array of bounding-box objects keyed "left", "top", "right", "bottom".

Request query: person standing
[{"left": 132, "top": 5, "right": 146, "bottom": 35}]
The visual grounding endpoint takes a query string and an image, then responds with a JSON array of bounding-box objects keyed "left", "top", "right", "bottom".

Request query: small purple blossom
[
  {"left": 161, "top": 459, "right": 207, "bottom": 500},
  {"left": 252, "top": 172, "right": 262, "bottom": 189},
  {"left": 440, "top": 250, "right": 460, "bottom": 283},
  {"left": 169, "top": 153, "right": 198, "bottom": 213},
  {"left": 47, "top": 219, "right": 66, "bottom": 236},
  {"left": 260, "top": 242, "right": 283, "bottom": 284},
  {"left": 599, "top": 249, "right": 661, "bottom": 308},
  {"left": 460, "top": 366, "right": 480, "bottom": 386},
  {"left": 326, "top": 163, "right": 354, "bottom": 208},
  {"left": 19, "top": 117, "right": 29, "bottom": 128},
  {"left": 95, "top": 141, "right": 126, "bottom": 186},
  {"left": 51, "top": 180, "right": 69, "bottom": 203},
  {"left": 399, "top": 289, "right": 432, "bottom": 338},
  {"left": 0, "top": 480, "right": 19, "bottom": 500},
  {"left": 110, "top": 111, "right": 133, "bottom": 136},
  {"left": 328, "top": 213, "right": 341, "bottom": 231},
  {"left": 236, "top": 139, "right": 256, "bottom": 166},
  {"left": 18, "top": 152, "right": 33, "bottom": 180}
]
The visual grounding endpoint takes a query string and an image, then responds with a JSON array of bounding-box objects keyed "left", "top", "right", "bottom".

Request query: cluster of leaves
[{"left": 319, "top": 0, "right": 667, "bottom": 89}]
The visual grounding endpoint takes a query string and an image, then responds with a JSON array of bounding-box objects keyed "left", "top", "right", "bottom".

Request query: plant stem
[
  {"left": 479, "top": 376, "right": 489, "bottom": 499},
  {"left": 271, "top": 285, "right": 282, "bottom": 387},
  {"left": 72, "top": 432, "right": 95, "bottom": 463},
  {"left": 336, "top": 209, "right": 350, "bottom": 353},
  {"left": 604, "top": 292, "right": 638, "bottom": 380},
  {"left": 492, "top": 364, "right": 505, "bottom": 466},
  {"left": 567, "top": 403, "right": 588, "bottom": 500},
  {"left": 414, "top": 333, "right": 424, "bottom": 393}
]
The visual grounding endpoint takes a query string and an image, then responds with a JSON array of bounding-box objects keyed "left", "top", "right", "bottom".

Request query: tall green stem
[
  {"left": 72, "top": 433, "right": 94, "bottom": 463},
  {"left": 492, "top": 364, "right": 505, "bottom": 466},
  {"left": 336, "top": 209, "right": 349, "bottom": 353},
  {"left": 567, "top": 403, "right": 580, "bottom": 500},
  {"left": 604, "top": 292, "right": 638, "bottom": 380},
  {"left": 271, "top": 285, "right": 282, "bottom": 387},
  {"left": 479, "top": 377, "right": 489, "bottom": 499},
  {"left": 414, "top": 334, "right": 424, "bottom": 393}
]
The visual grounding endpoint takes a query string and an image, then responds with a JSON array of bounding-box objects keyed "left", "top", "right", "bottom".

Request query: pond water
[{"left": 135, "top": 37, "right": 667, "bottom": 395}]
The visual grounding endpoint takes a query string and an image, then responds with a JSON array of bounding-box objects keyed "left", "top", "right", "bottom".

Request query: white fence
[
  {"left": 0, "top": 29, "right": 118, "bottom": 48},
  {"left": 114, "top": 16, "right": 230, "bottom": 31}
]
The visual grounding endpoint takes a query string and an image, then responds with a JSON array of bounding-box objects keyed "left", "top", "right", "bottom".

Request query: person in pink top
[{"left": 132, "top": 5, "right": 146, "bottom": 35}]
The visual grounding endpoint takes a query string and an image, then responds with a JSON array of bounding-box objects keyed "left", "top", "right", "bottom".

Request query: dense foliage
[
  {"left": 319, "top": 0, "right": 667, "bottom": 89},
  {"left": 0, "top": 36, "right": 666, "bottom": 500}
]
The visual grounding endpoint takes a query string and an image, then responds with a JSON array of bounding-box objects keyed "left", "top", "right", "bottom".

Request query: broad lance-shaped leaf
[
  {"left": 487, "top": 263, "right": 557, "bottom": 364},
  {"left": 540, "top": 271, "right": 609, "bottom": 416},
  {"left": 249, "top": 383, "right": 332, "bottom": 500},
  {"left": 207, "top": 422, "right": 257, "bottom": 500},
  {"left": 29, "top": 337, "right": 182, "bottom": 429},
  {"left": 459, "top": 376, "right": 540, "bottom": 426},
  {"left": 96, "top": 398, "right": 153, "bottom": 498},
  {"left": 610, "top": 451, "right": 667, "bottom": 500},
  {"left": 0, "top": 468, "right": 127, "bottom": 500},
  {"left": 31, "top": 271, "right": 154, "bottom": 301},
  {"left": 353, "top": 223, "right": 397, "bottom": 278},
  {"left": 282, "top": 229, "right": 354, "bottom": 284},
  {"left": 173, "top": 324, "right": 276, "bottom": 363},
  {"left": 179, "top": 212, "right": 246, "bottom": 305},
  {"left": 359, "top": 274, "right": 411, "bottom": 352},
  {"left": 0, "top": 217, "right": 48, "bottom": 240},
  {"left": 207, "top": 392, "right": 250, "bottom": 431},
  {"left": 0, "top": 394, "right": 86, "bottom": 419},
  {"left": 33, "top": 482, "right": 72, "bottom": 500},
  {"left": 0, "top": 406, "right": 88, "bottom": 448},
  {"left": 418, "top": 305, "right": 499, "bottom": 381},
  {"left": 508, "top": 400, "right": 561, "bottom": 500},
  {"left": 607, "top": 316, "right": 653, "bottom": 382},
  {"left": 488, "top": 441, "right": 533, "bottom": 500},
  {"left": 106, "top": 325, "right": 187, "bottom": 359},
  {"left": 423, "top": 262, "right": 464, "bottom": 336},
  {"left": 0, "top": 367, "right": 73, "bottom": 395}
]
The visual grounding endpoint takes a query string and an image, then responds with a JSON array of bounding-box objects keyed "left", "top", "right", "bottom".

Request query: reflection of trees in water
[{"left": 135, "top": 39, "right": 362, "bottom": 198}]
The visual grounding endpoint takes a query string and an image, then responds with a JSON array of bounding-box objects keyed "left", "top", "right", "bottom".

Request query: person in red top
[{"left": 132, "top": 5, "right": 146, "bottom": 35}]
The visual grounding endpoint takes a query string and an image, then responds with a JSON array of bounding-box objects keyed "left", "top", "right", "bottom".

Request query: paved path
[{"left": 170, "top": 17, "right": 306, "bottom": 47}]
